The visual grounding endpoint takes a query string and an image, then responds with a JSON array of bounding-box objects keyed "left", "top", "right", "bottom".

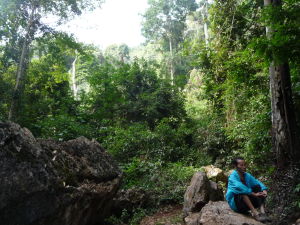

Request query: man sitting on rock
[{"left": 226, "top": 157, "right": 271, "bottom": 223}]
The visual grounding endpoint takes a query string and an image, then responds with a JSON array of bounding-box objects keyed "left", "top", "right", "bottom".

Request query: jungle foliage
[{"left": 0, "top": 0, "right": 300, "bottom": 223}]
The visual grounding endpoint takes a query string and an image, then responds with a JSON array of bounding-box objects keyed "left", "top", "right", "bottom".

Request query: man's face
[{"left": 236, "top": 159, "right": 246, "bottom": 173}]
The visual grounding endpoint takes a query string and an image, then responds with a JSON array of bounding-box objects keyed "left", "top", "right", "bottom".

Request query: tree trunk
[
  {"left": 8, "top": 5, "right": 37, "bottom": 121},
  {"left": 71, "top": 52, "right": 78, "bottom": 99},
  {"left": 169, "top": 37, "right": 174, "bottom": 85},
  {"left": 264, "top": 0, "right": 300, "bottom": 168},
  {"left": 166, "top": 13, "right": 175, "bottom": 85},
  {"left": 201, "top": 0, "right": 209, "bottom": 46}
]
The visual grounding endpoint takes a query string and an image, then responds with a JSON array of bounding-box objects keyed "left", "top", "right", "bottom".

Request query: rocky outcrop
[
  {"left": 0, "top": 122, "right": 122, "bottom": 225},
  {"left": 184, "top": 201, "right": 264, "bottom": 225},
  {"left": 183, "top": 172, "right": 223, "bottom": 217},
  {"left": 201, "top": 165, "right": 227, "bottom": 183}
]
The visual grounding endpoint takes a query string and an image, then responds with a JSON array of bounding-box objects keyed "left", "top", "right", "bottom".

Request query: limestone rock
[
  {"left": 202, "top": 165, "right": 227, "bottom": 183},
  {"left": 0, "top": 122, "right": 122, "bottom": 225},
  {"left": 185, "top": 201, "right": 264, "bottom": 225},
  {"left": 183, "top": 172, "right": 223, "bottom": 217}
]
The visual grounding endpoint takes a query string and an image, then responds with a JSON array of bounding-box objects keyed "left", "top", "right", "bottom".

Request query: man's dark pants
[{"left": 234, "top": 185, "right": 266, "bottom": 214}]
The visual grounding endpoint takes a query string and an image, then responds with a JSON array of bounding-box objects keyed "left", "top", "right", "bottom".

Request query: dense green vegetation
[{"left": 1, "top": 0, "right": 300, "bottom": 224}]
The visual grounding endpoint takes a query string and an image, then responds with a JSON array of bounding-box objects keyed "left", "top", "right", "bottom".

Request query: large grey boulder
[
  {"left": 185, "top": 201, "right": 264, "bottom": 225},
  {"left": 183, "top": 172, "right": 223, "bottom": 217},
  {"left": 0, "top": 122, "right": 122, "bottom": 225}
]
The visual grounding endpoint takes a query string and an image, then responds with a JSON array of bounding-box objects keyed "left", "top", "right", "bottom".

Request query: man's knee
[{"left": 241, "top": 195, "right": 251, "bottom": 201}]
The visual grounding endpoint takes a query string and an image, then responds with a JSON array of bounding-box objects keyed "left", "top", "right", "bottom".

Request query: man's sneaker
[
  {"left": 253, "top": 213, "right": 267, "bottom": 223},
  {"left": 259, "top": 213, "right": 272, "bottom": 222}
]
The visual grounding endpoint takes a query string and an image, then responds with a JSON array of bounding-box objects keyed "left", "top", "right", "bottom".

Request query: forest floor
[{"left": 139, "top": 204, "right": 184, "bottom": 225}]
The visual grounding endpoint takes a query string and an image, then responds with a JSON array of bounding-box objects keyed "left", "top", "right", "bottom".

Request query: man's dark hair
[{"left": 232, "top": 157, "right": 245, "bottom": 167}]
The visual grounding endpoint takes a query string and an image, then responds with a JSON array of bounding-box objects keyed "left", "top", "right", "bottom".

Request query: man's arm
[{"left": 247, "top": 173, "right": 268, "bottom": 191}]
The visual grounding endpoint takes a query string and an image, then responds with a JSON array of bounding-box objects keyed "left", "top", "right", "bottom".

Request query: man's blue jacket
[{"left": 225, "top": 170, "right": 268, "bottom": 212}]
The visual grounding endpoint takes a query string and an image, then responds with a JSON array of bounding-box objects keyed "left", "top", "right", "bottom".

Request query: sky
[{"left": 58, "top": 0, "right": 148, "bottom": 49}]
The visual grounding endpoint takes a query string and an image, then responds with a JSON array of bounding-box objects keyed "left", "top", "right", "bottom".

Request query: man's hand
[
  {"left": 262, "top": 190, "right": 267, "bottom": 197},
  {"left": 252, "top": 192, "right": 265, "bottom": 197}
]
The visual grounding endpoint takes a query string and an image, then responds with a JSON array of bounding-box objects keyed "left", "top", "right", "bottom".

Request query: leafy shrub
[
  {"left": 294, "top": 183, "right": 300, "bottom": 209},
  {"left": 99, "top": 123, "right": 157, "bottom": 163},
  {"left": 100, "top": 118, "right": 206, "bottom": 165},
  {"left": 105, "top": 208, "right": 148, "bottom": 225},
  {"left": 122, "top": 160, "right": 201, "bottom": 204},
  {"left": 34, "top": 114, "right": 94, "bottom": 140}
]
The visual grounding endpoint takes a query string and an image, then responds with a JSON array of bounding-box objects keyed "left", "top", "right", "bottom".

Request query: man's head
[{"left": 232, "top": 157, "right": 246, "bottom": 173}]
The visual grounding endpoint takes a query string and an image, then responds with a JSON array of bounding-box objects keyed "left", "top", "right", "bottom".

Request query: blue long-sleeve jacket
[{"left": 225, "top": 170, "right": 267, "bottom": 212}]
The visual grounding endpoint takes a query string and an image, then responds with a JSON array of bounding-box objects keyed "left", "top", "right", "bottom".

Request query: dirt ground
[{"left": 139, "top": 205, "right": 184, "bottom": 225}]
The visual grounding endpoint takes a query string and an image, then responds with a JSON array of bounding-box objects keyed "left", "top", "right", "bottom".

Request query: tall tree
[
  {"left": 104, "top": 44, "right": 130, "bottom": 64},
  {"left": 142, "top": 0, "right": 198, "bottom": 83},
  {"left": 198, "top": 0, "right": 210, "bottom": 46},
  {"left": 264, "top": 0, "right": 299, "bottom": 167},
  {"left": 70, "top": 50, "right": 78, "bottom": 99},
  {"left": 0, "top": 0, "right": 104, "bottom": 121}
]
